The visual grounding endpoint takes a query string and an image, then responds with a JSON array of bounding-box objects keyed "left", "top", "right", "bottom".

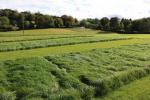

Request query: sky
[{"left": 0, "top": 0, "right": 150, "bottom": 19}]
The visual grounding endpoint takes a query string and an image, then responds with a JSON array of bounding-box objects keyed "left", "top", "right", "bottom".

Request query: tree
[
  {"left": 0, "top": 9, "right": 79, "bottom": 31},
  {"left": 24, "top": 21, "right": 30, "bottom": 29},
  {"left": 61, "top": 15, "right": 75, "bottom": 27},
  {"left": 1, "top": 8, "right": 150, "bottom": 33},
  {"left": 110, "top": 17, "right": 120, "bottom": 31},
  {"left": 17, "top": 13, "right": 25, "bottom": 29},
  {"left": 30, "top": 21, "right": 36, "bottom": 28},
  {"left": 55, "top": 18, "right": 63, "bottom": 28},
  {"left": 131, "top": 18, "right": 150, "bottom": 33},
  {"left": 100, "top": 17, "right": 110, "bottom": 30},
  {"left": 48, "top": 17, "right": 55, "bottom": 28},
  {"left": 80, "top": 19, "right": 100, "bottom": 29},
  {"left": 140, "top": 18, "right": 150, "bottom": 32},
  {"left": 74, "top": 18, "right": 79, "bottom": 26},
  {"left": 80, "top": 19, "right": 88, "bottom": 27},
  {"left": 0, "top": 16, "right": 18, "bottom": 31},
  {"left": 121, "top": 18, "right": 132, "bottom": 32},
  {"left": 0, "top": 16, "right": 10, "bottom": 27},
  {"left": 35, "top": 13, "right": 55, "bottom": 28},
  {"left": 0, "top": 9, "right": 19, "bottom": 26},
  {"left": 22, "top": 11, "right": 35, "bottom": 21}
]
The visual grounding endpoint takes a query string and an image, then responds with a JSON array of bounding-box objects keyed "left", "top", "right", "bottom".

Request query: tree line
[
  {"left": 80, "top": 17, "right": 150, "bottom": 33},
  {"left": 0, "top": 9, "right": 79, "bottom": 31},
  {"left": 0, "top": 9, "right": 150, "bottom": 33}
]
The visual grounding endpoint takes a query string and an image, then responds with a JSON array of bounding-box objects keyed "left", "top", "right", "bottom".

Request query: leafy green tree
[
  {"left": 80, "top": 19, "right": 100, "bottom": 29},
  {"left": 100, "top": 17, "right": 110, "bottom": 30},
  {"left": 74, "top": 18, "right": 79, "bottom": 26},
  {"left": 1, "top": 8, "right": 150, "bottom": 33},
  {"left": 0, "top": 9, "right": 19, "bottom": 25},
  {"left": 0, "top": 16, "right": 10, "bottom": 27},
  {"left": 141, "top": 18, "right": 150, "bottom": 32},
  {"left": 22, "top": 11, "right": 35, "bottom": 21},
  {"left": 121, "top": 19, "right": 132, "bottom": 32},
  {"left": 24, "top": 21, "right": 30, "bottom": 29},
  {"left": 0, "top": 16, "right": 18, "bottom": 31},
  {"left": 80, "top": 19, "right": 88, "bottom": 27},
  {"left": 110, "top": 17, "right": 120, "bottom": 31},
  {"left": 61, "top": 15, "right": 75, "bottom": 27},
  {"left": 35, "top": 13, "right": 55, "bottom": 28},
  {"left": 131, "top": 18, "right": 150, "bottom": 33},
  {"left": 30, "top": 21, "right": 36, "bottom": 28},
  {"left": 17, "top": 13, "right": 25, "bottom": 29},
  {"left": 55, "top": 18, "right": 63, "bottom": 28},
  {"left": 0, "top": 9, "right": 78, "bottom": 31}
]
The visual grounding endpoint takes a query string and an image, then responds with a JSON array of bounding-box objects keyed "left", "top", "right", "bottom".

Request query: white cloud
[{"left": 0, "top": 0, "right": 150, "bottom": 19}]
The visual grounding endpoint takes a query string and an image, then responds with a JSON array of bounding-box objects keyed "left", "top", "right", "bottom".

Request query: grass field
[{"left": 0, "top": 28, "right": 150, "bottom": 100}]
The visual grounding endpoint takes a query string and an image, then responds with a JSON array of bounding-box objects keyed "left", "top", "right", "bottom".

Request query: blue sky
[{"left": 0, "top": 0, "right": 150, "bottom": 19}]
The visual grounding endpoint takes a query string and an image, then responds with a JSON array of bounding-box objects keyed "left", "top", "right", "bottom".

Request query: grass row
[
  {"left": 0, "top": 35, "right": 92, "bottom": 43},
  {"left": 0, "top": 44, "right": 150, "bottom": 99},
  {"left": 0, "top": 36, "right": 130, "bottom": 52}
]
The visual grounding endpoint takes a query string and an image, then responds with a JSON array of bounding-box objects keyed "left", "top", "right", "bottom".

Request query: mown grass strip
[{"left": 0, "top": 38, "right": 150, "bottom": 61}]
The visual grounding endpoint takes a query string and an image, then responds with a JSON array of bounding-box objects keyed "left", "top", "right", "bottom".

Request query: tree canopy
[
  {"left": 0, "top": 9, "right": 150, "bottom": 33},
  {"left": 0, "top": 9, "right": 78, "bottom": 31},
  {"left": 80, "top": 17, "right": 150, "bottom": 33}
]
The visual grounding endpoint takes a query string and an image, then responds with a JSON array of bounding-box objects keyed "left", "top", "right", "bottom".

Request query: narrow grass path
[
  {"left": 0, "top": 38, "right": 150, "bottom": 61},
  {"left": 99, "top": 75, "right": 150, "bottom": 100}
]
